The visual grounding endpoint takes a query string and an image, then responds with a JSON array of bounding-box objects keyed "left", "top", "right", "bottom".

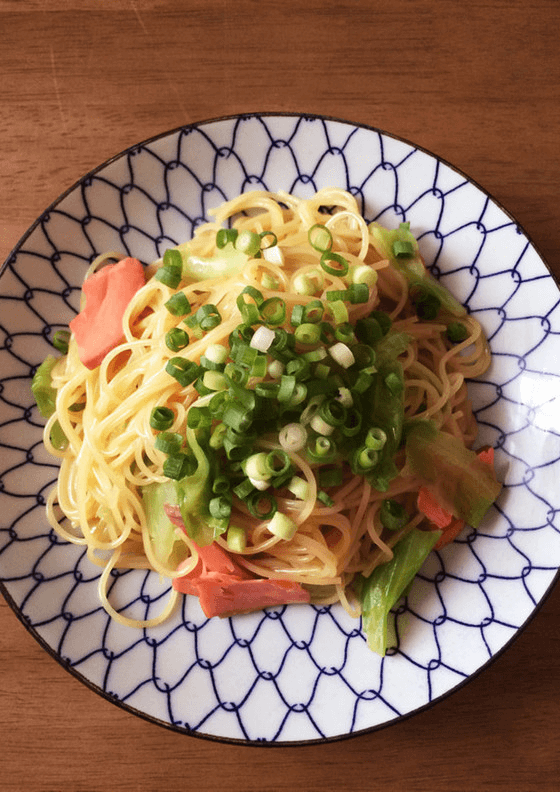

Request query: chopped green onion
[
  {"left": 352, "top": 370, "right": 374, "bottom": 394},
  {"left": 379, "top": 499, "right": 409, "bottom": 531},
  {"left": 149, "top": 406, "right": 175, "bottom": 431},
  {"left": 235, "top": 230, "right": 261, "bottom": 257},
  {"left": 197, "top": 304, "right": 221, "bottom": 330},
  {"left": 286, "top": 358, "right": 311, "bottom": 381},
  {"left": 320, "top": 251, "right": 349, "bottom": 276},
  {"left": 254, "top": 381, "right": 279, "bottom": 399},
  {"left": 204, "top": 343, "right": 228, "bottom": 365},
  {"left": 295, "top": 323, "right": 321, "bottom": 345},
  {"left": 236, "top": 286, "right": 263, "bottom": 324},
  {"left": 350, "top": 264, "right": 378, "bottom": 287},
  {"left": 352, "top": 446, "right": 378, "bottom": 472},
  {"left": 334, "top": 322, "right": 355, "bottom": 344},
  {"left": 335, "top": 387, "right": 353, "bottom": 407},
  {"left": 385, "top": 371, "right": 404, "bottom": 395},
  {"left": 209, "top": 495, "right": 232, "bottom": 520},
  {"left": 302, "top": 347, "right": 328, "bottom": 363},
  {"left": 208, "top": 390, "right": 229, "bottom": 417},
  {"left": 310, "top": 413, "right": 335, "bottom": 436},
  {"left": 365, "top": 427, "right": 387, "bottom": 450},
  {"left": 318, "top": 399, "right": 347, "bottom": 427},
  {"left": 329, "top": 342, "right": 355, "bottom": 368},
  {"left": 266, "top": 449, "right": 291, "bottom": 478},
  {"left": 194, "top": 377, "right": 213, "bottom": 396},
  {"left": 277, "top": 374, "right": 297, "bottom": 403},
  {"left": 392, "top": 239, "right": 415, "bottom": 259},
  {"left": 187, "top": 405, "right": 212, "bottom": 428},
  {"left": 317, "top": 490, "right": 334, "bottom": 507},
  {"left": 216, "top": 228, "right": 238, "bottom": 248},
  {"left": 278, "top": 422, "right": 307, "bottom": 452},
  {"left": 250, "top": 354, "right": 267, "bottom": 378},
  {"left": 165, "top": 357, "right": 200, "bottom": 386},
  {"left": 154, "top": 431, "right": 182, "bottom": 455},
  {"left": 307, "top": 434, "right": 336, "bottom": 462},
  {"left": 163, "top": 452, "right": 192, "bottom": 480},
  {"left": 259, "top": 230, "right": 278, "bottom": 249},
  {"left": 329, "top": 300, "right": 349, "bottom": 326},
  {"left": 165, "top": 292, "right": 191, "bottom": 317},
  {"left": 290, "top": 304, "right": 305, "bottom": 326},
  {"left": 314, "top": 362, "right": 330, "bottom": 379},
  {"left": 267, "top": 511, "right": 298, "bottom": 540},
  {"left": 224, "top": 362, "right": 250, "bottom": 389},
  {"left": 341, "top": 408, "right": 362, "bottom": 437},
  {"left": 165, "top": 327, "right": 189, "bottom": 352},
  {"left": 212, "top": 475, "right": 231, "bottom": 495},
  {"left": 302, "top": 299, "right": 324, "bottom": 324},
  {"left": 233, "top": 477, "right": 256, "bottom": 499},
  {"left": 223, "top": 401, "right": 253, "bottom": 433},
  {"left": 202, "top": 370, "right": 227, "bottom": 391},
  {"left": 246, "top": 490, "right": 277, "bottom": 519},
  {"left": 259, "top": 297, "right": 286, "bottom": 326},
  {"left": 52, "top": 330, "right": 70, "bottom": 354},
  {"left": 293, "top": 273, "right": 316, "bottom": 296},
  {"left": 260, "top": 272, "right": 279, "bottom": 290},
  {"left": 347, "top": 283, "right": 370, "bottom": 303},
  {"left": 155, "top": 249, "right": 182, "bottom": 288},
  {"left": 410, "top": 286, "right": 441, "bottom": 320},
  {"left": 308, "top": 223, "right": 333, "bottom": 253},
  {"left": 244, "top": 452, "right": 270, "bottom": 481},
  {"left": 446, "top": 322, "right": 469, "bottom": 343},
  {"left": 287, "top": 476, "right": 310, "bottom": 500},
  {"left": 268, "top": 359, "right": 284, "bottom": 379},
  {"left": 227, "top": 524, "right": 247, "bottom": 553},
  {"left": 355, "top": 316, "right": 384, "bottom": 346}
]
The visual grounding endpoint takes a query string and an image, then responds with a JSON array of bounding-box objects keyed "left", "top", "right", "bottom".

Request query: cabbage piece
[
  {"left": 354, "top": 527, "right": 441, "bottom": 656},
  {"left": 368, "top": 221, "right": 466, "bottom": 317},
  {"left": 173, "top": 428, "right": 228, "bottom": 546},
  {"left": 141, "top": 479, "right": 185, "bottom": 567},
  {"left": 176, "top": 241, "right": 249, "bottom": 282},
  {"left": 405, "top": 419, "right": 501, "bottom": 528}
]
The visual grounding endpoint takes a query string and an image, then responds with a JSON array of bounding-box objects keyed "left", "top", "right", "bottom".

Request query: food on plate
[{"left": 32, "top": 188, "right": 501, "bottom": 654}]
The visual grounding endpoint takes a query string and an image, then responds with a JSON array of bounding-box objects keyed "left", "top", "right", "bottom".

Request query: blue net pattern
[{"left": 1, "top": 114, "right": 560, "bottom": 743}]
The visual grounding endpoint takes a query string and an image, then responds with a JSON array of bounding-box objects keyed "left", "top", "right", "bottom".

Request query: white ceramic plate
[{"left": 2, "top": 113, "right": 559, "bottom": 744}]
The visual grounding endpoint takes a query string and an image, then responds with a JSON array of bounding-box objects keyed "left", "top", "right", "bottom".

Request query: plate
[{"left": 2, "top": 113, "right": 560, "bottom": 745}]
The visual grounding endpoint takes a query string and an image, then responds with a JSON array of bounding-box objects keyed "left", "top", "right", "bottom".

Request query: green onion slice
[
  {"left": 379, "top": 498, "right": 409, "bottom": 531},
  {"left": 149, "top": 406, "right": 175, "bottom": 431},
  {"left": 308, "top": 223, "right": 333, "bottom": 253}
]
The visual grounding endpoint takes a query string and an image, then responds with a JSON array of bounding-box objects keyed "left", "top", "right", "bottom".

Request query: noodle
[{"left": 39, "top": 188, "right": 493, "bottom": 632}]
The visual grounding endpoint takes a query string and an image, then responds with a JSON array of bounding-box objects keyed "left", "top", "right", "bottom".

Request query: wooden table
[{"left": 1, "top": 1, "right": 559, "bottom": 789}]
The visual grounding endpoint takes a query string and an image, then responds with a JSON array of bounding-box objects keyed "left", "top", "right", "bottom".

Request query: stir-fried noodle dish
[{"left": 32, "top": 188, "right": 501, "bottom": 654}]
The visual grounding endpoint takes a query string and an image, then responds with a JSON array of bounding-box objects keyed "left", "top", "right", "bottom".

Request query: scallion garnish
[
  {"left": 379, "top": 499, "right": 409, "bottom": 531},
  {"left": 165, "top": 357, "right": 200, "bottom": 386},
  {"left": 295, "top": 323, "right": 321, "bottom": 345},
  {"left": 446, "top": 322, "right": 469, "bottom": 343},
  {"left": 165, "top": 328, "right": 189, "bottom": 352},
  {"left": 216, "top": 228, "right": 238, "bottom": 249},
  {"left": 163, "top": 452, "right": 192, "bottom": 480},
  {"left": 165, "top": 292, "right": 191, "bottom": 317},
  {"left": 235, "top": 230, "right": 261, "bottom": 257},
  {"left": 154, "top": 431, "right": 182, "bottom": 455},
  {"left": 149, "top": 406, "right": 175, "bottom": 431},
  {"left": 246, "top": 490, "right": 277, "bottom": 519},
  {"left": 320, "top": 250, "right": 349, "bottom": 276},
  {"left": 52, "top": 330, "right": 70, "bottom": 354},
  {"left": 267, "top": 511, "right": 297, "bottom": 540},
  {"left": 308, "top": 223, "right": 333, "bottom": 253}
]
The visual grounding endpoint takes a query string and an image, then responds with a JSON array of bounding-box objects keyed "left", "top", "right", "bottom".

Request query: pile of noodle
[{"left": 43, "top": 188, "right": 490, "bottom": 627}]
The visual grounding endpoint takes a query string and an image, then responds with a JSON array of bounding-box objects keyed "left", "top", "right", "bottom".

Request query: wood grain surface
[{"left": 1, "top": 1, "right": 559, "bottom": 790}]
